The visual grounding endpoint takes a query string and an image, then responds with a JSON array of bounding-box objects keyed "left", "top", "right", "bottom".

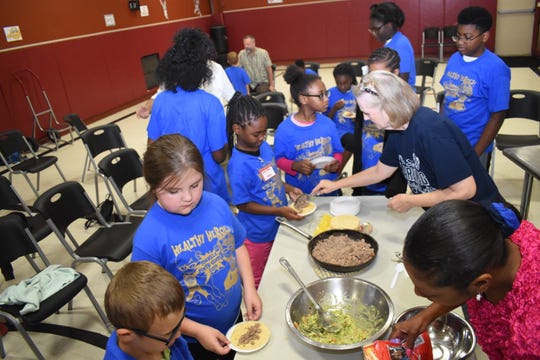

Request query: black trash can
[{"left": 211, "top": 25, "right": 228, "bottom": 55}]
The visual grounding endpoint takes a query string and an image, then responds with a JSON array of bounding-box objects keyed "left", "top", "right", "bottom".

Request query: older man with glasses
[{"left": 440, "top": 6, "right": 510, "bottom": 172}]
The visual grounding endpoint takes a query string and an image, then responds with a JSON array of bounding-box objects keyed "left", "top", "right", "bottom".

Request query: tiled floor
[{"left": 1, "top": 62, "right": 539, "bottom": 359}]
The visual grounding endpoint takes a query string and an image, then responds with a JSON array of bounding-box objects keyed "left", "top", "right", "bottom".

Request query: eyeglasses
[
  {"left": 128, "top": 312, "right": 185, "bottom": 345},
  {"left": 301, "top": 90, "right": 330, "bottom": 100},
  {"left": 451, "top": 32, "right": 485, "bottom": 43},
  {"left": 368, "top": 24, "right": 385, "bottom": 34},
  {"left": 361, "top": 87, "right": 379, "bottom": 97}
]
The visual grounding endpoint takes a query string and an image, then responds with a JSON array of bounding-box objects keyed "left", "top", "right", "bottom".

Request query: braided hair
[
  {"left": 226, "top": 93, "right": 265, "bottom": 154},
  {"left": 368, "top": 47, "right": 400, "bottom": 73}
]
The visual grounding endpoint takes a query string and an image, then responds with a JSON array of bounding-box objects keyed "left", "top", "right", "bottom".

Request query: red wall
[
  {"left": 0, "top": 0, "right": 497, "bottom": 140},
  {"left": 223, "top": 0, "right": 497, "bottom": 61}
]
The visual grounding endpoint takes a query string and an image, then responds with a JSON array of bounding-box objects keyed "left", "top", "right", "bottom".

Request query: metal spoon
[{"left": 279, "top": 257, "right": 341, "bottom": 333}]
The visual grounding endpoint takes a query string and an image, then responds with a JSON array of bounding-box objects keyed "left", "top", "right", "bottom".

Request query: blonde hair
[
  {"left": 227, "top": 51, "right": 238, "bottom": 66},
  {"left": 354, "top": 70, "right": 419, "bottom": 128},
  {"left": 105, "top": 261, "right": 185, "bottom": 331}
]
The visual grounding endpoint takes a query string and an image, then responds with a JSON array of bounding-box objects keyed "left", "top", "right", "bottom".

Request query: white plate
[
  {"left": 294, "top": 201, "right": 317, "bottom": 216},
  {"left": 226, "top": 321, "right": 271, "bottom": 353},
  {"left": 311, "top": 156, "right": 335, "bottom": 169},
  {"left": 330, "top": 196, "right": 361, "bottom": 216}
]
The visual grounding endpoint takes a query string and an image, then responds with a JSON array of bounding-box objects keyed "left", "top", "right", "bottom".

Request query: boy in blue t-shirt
[
  {"left": 104, "top": 261, "right": 193, "bottom": 360},
  {"left": 225, "top": 51, "right": 251, "bottom": 95},
  {"left": 440, "top": 6, "right": 510, "bottom": 170}
]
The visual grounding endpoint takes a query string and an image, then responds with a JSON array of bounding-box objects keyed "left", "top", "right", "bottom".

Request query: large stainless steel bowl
[
  {"left": 395, "top": 307, "right": 477, "bottom": 360},
  {"left": 285, "top": 277, "right": 394, "bottom": 350}
]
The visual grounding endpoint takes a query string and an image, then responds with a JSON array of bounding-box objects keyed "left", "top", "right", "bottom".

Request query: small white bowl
[{"left": 330, "top": 196, "right": 361, "bottom": 216}]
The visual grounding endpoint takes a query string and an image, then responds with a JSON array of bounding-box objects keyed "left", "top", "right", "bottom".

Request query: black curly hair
[
  {"left": 283, "top": 64, "right": 320, "bottom": 107},
  {"left": 457, "top": 6, "right": 493, "bottom": 33},
  {"left": 156, "top": 28, "right": 215, "bottom": 92},
  {"left": 369, "top": 2, "right": 405, "bottom": 29},
  {"left": 226, "top": 93, "right": 265, "bottom": 154},
  {"left": 332, "top": 63, "right": 358, "bottom": 85}
]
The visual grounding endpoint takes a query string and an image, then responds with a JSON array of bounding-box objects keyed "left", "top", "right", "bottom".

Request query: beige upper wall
[{"left": 495, "top": 0, "right": 536, "bottom": 55}]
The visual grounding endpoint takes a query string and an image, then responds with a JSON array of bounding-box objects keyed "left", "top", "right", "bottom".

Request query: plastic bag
[{"left": 363, "top": 332, "right": 433, "bottom": 360}]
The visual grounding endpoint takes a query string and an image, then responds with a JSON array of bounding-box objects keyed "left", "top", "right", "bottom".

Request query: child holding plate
[
  {"left": 274, "top": 65, "right": 344, "bottom": 195},
  {"left": 226, "top": 94, "right": 304, "bottom": 288},
  {"left": 324, "top": 63, "right": 358, "bottom": 170}
]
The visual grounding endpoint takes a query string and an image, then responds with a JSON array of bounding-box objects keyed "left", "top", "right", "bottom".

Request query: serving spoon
[{"left": 279, "top": 257, "right": 341, "bottom": 333}]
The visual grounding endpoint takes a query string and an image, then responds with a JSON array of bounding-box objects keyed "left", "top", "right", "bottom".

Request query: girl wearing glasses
[
  {"left": 132, "top": 134, "right": 262, "bottom": 360},
  {"left": 313, "top": 71, "right": 504, "bottom": 212},
  {"left": 368, "top": 2, "right": 415, "bottom": 87},
  {"left": 273, "top": 65, "right": 343, "bottom": 195}
]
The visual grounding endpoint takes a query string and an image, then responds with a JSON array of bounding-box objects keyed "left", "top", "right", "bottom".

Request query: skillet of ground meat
[{"left": 311, "top": 234, "right": 375, "bottom": 267}]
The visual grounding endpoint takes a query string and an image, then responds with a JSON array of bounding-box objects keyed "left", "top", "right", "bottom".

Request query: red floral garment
[{"left": 466, "top": 220, "right": 540, "bottom": 359}]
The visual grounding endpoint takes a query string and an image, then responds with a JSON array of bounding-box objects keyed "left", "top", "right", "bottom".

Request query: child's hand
[
  {"left": 293, "top": 159, "right": 316, "bottom": 175},
  {"left": 280, "top": 206, "right": 305, "bottom": 220},
  {"left": 286, "top": 186, "right": 303, "bottom": 200},
  {"left": 334, "top": 99, "right": 346, "bottom": 110},
  {"left": 324, "top": 159, "right": 340, "bottom": 173},
  {"left": 196, "top": 324, "right": 232, "bottom": 355},
  {"left": 243, "top": 286, "right": 263, "bottom": 321}
]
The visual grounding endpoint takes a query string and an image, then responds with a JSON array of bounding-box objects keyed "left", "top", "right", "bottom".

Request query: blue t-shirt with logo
[{"left": 228, "top": 142, "right": 288, "bottom": 243}]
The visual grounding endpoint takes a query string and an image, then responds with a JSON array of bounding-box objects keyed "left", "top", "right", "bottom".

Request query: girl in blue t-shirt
[
  {"left": 226, "top": 94, "right": 303, "bottom": 288},
  {"left": 324, "top": 63, "right": 358, "bottom": 171},
  {"left": 274, "top": 65, "right": 344, "bottom": 194},
  {"left": 131, "top": 134, "right": 262, "bottom": 360}
]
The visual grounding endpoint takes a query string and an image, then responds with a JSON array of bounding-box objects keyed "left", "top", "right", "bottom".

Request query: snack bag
[{"left": 363, "top": 332, "right": 433, "bottom": 360}]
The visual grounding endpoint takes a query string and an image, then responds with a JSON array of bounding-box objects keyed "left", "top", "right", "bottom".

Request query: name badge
[{"left": 259, "top": 164, "right": 276, "bottom": 181}]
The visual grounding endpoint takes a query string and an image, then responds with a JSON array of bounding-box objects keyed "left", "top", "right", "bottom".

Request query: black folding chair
[
  {"left": 346, "top": 59, "right": 367, "bottom": 78},
  {"left": 414, "top": 58, "right": 439, "bottom": 106},
  {"left": 79, "top": 124, "right": 128, "bottom": 202},
  {"left": 98, "top": 148, "right": 154, "bottom": 221},
  {"left": 0, "top": 176, "right": 53, "bottom": 280},
  {"left": 421, "top": 27, "right": 441, "bottom": 60},
  {"left": 0, "top": 130, "right": 66, "bottom": 197},
  {"left": 493, "top": 89, "right": 540, "bottom": 175},
  {"left": 0, "top": 213, "right": 110, "bottom": 360},
  {"left": 33, "top": 181, "right": 142, "bottom": 280},
  {"left": 253, "top": 91, "right": 287, "bottom": 105},
  {"left": 262, "top": 102, "right": 289, "bottom": 136}
]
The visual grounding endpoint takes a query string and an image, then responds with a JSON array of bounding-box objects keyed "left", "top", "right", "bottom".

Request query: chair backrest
[
  {"left": 98, "top": 148, "right": 144, "bottom": 192},
  {"left": 33, "top": 181, "right": 97, "bottom": 235},
  {"left": 346, "top": 60, "right": 367, "bottom": 77},
  {"left": 0, "top": 130, "right": 31, "bottom": 163},
  {"left": 0, "top": 176, "right": 23, "bottom": 210},
  {"left": 63, "top": 114, "right": 88, "bottom": 135},
  {"left": 442, "top": 25, "right": 457, "bottom": 43},
  {"left": 0, "top": 213, "right": 40, "bottom": 265},
  {"left": 506, "top": 89, "right": 540, "bottom": 122},
  {"left": 254, "top": 91, "right": 286, "bottom": 105},
  {"left": 262, "top": 102, "right": 288, "bottom": 130},
  {"left": 80, "top": 124, "right": 126, "bottom": 158},
  {"left": 415, "top": 58, "right": 438, "bottom": 87},
  {"left": 423, "top": 27, "right": 440, "bottom": 41}
]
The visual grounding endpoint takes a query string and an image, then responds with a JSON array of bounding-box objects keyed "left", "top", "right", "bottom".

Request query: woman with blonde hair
[{"left": 313, "top": 71, "right": 503, "bottom": 212}]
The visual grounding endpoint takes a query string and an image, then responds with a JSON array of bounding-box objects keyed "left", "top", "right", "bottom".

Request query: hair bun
[{"left": 480, "top": 201, "right": 521, "bottom": 238}]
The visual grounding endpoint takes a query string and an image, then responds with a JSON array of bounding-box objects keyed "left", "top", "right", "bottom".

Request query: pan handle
[{"left": 275, "top": 217, "right": 313, "bottom": 240}]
